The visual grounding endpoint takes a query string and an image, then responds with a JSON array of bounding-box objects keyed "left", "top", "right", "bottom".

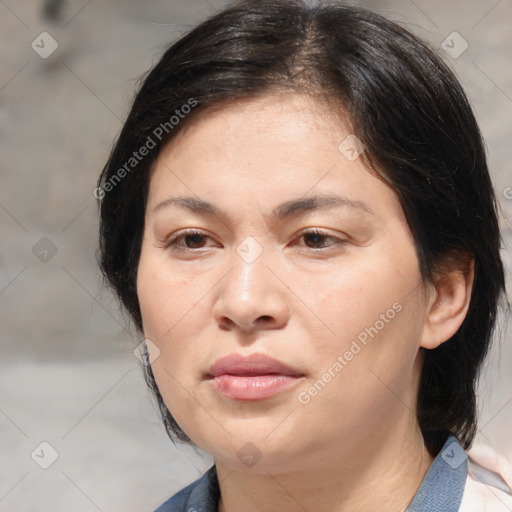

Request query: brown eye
[
  {"left": 300, "top": 230, "right": 342, "bottom": 249},
  {"left": 182, "top": 232, "right": 207, "bottom": 248},
  {"left": 166, "top": 230, "right": 213, "bottom": 250}
]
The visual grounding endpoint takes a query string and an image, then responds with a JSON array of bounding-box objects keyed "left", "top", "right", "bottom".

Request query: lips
[
  {"left": 208, "top": 353, "right": 302, "bottom": 378},
  {"left": 207, "top": 353, "right": 304, "bottom": 401}
]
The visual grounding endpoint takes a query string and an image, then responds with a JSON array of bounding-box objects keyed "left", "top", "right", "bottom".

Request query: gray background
[{"left": 1, "top": 0, "right": 511, "bottom": 510}]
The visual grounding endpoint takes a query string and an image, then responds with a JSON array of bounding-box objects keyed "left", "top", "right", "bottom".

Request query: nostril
[{"left": 219, "top": 318, "right": 235, "bottom": 330}]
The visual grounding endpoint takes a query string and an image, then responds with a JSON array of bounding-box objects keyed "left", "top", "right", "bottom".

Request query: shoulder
[
  {"left": 407, "top": 435, "right": 511, "bottom": 512},
  {"left": 459, "top": 473, "right": 512, "bottom": 511},
  {"left": 153, "top": 480, "right": 196, "bottom": 512},
  {"left": 459, "top": 445, "right": 512, "bottom": 512},
  {"left": 153, "top": 465, "right": 219, "bottom": 512}
]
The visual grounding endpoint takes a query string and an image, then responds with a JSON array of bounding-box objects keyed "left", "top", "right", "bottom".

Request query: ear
[{"left": 420, "top": 253, "right": 474, "bottom": 350}]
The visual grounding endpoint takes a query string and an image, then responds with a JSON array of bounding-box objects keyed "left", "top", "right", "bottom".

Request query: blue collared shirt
[{"left": 154, "top": 434, "right": 468, "bottom": 512}]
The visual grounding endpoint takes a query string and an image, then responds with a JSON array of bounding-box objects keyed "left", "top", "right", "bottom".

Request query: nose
[{"left": 212, "top": 243, "right": 290, "bottom": 333}]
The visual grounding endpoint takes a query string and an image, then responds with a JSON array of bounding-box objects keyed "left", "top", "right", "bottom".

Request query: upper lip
[{"left": 207, "top": 353, "right": 303, "bottom": 377}]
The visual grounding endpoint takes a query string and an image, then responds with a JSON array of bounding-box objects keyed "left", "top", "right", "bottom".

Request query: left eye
[{"left": 296, "top": 230, "right": 343, "bottom": 249}]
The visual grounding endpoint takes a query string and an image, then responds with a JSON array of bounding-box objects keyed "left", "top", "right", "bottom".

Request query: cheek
[
  {"left": 137, "top": 245, "right": 204, "bottom": 342},
  {"left": 298, "top": 247, "right": 425, "bottom": 399},
  {"left": 305, "top": 250, "right": 421, "bottom": 348},
  {"left": 137, "top": 259, "right": 208, "bottom": 439},
  {"left": 136, "top": 247, "right": 216, "bottom": 396}
]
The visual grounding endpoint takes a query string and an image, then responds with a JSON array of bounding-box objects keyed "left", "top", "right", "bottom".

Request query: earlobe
[{"left": 420, "top": 257, "right": 474, "bottom": 350}]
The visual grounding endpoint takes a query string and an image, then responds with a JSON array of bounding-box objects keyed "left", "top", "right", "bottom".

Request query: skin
[{"left": 136, "top": 93, "right": 474, "bottom": 512}]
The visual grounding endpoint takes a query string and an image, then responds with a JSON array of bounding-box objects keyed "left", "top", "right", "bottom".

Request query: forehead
[
  {"left": 147, "top": 93, "right": 403, "bottom": 222},
  {"left": 152, "top": 93, "right": 348, "bottom": 175}
]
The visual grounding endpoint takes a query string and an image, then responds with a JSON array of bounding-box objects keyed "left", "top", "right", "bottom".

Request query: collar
[{"left": 406, "top": 434, "right": 467, "bottom": 511}]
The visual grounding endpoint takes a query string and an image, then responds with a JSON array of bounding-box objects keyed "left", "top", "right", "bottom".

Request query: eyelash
[{"left": 164, "top": 228, "right": 345, "bottom": 252}]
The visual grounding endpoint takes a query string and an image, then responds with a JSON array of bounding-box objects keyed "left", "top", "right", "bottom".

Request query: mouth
[{"left": 206, "top": 353, "right": 305, "bottom": 401}]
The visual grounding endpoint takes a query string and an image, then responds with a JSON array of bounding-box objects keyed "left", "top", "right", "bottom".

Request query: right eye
[{"left": 165, "top": 230, "right": 218, "bottom": 251}]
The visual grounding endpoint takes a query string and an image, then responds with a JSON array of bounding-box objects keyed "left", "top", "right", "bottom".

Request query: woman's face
[{"left": 137, "top": 94, "right": 434, "bottom": 471}]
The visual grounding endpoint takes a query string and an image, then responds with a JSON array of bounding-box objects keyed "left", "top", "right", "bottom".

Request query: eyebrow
[{"left": 151, "top": 194, "right": 375, "bottom": 220}]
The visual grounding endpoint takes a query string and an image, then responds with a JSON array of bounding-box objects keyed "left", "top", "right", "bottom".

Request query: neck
[{"left": 216, "top": 420, "right": 434, "bottom": 512}]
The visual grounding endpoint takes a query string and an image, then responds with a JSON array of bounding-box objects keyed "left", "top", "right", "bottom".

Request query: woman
[{"left": 96, "top": 1, "right": 511, "bottom": 510}]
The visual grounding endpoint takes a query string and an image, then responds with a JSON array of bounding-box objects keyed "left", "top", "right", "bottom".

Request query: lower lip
[{"left": 210, "top": 374, "right": 302, "bottom": 400}]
